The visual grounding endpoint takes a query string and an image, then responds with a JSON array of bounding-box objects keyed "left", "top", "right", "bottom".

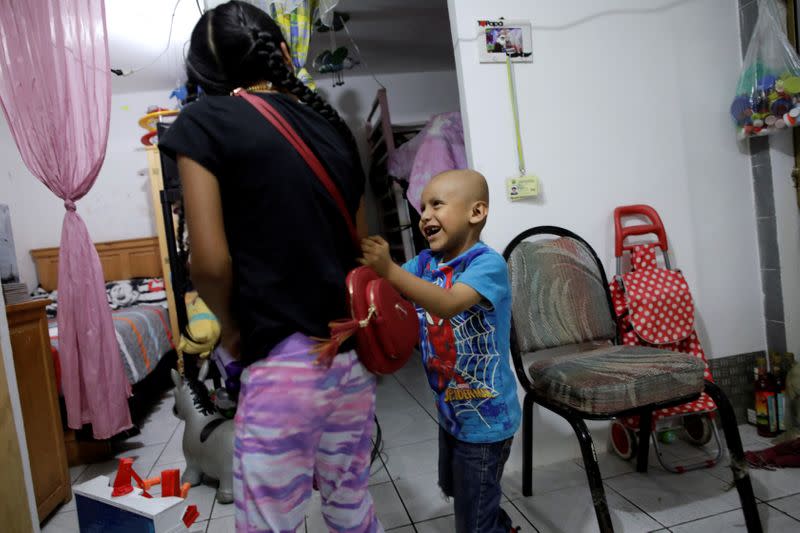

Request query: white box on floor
[{"left": 73, "top": 475, "right": 204, "bottom": 532}]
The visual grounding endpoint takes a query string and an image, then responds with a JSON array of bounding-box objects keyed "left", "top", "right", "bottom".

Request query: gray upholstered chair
[{"left": 503, "top": 226, "right": 761, "bottom": 533}]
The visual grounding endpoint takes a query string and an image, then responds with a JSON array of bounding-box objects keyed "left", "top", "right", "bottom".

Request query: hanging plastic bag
[{"left": 731, "top": 0, "right": 800, "bottom": 138}]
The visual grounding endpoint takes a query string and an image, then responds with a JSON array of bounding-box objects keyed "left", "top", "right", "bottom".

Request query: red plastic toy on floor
[{"left": 609, "top": 205, "right": 722, "bottom": 473}]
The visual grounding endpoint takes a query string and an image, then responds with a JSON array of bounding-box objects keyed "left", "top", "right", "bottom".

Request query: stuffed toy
[
  {"left": 171, "top": 362, "right": 233, "bottom": 503},
  {"left": 179, "top": 291, "right": 220, "bottom": 359},
  {"left": 107, "top": 281, "right": 138, "bottom": 309}
]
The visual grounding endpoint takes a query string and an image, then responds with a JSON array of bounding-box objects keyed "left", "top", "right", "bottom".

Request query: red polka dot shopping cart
[{"left": 608, "top": 204, "right": 722, "bottom": 473}]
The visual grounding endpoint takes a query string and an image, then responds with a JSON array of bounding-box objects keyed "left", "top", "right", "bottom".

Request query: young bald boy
[{"left": 361, "top": 170, "right": 521, "bottom": 533}]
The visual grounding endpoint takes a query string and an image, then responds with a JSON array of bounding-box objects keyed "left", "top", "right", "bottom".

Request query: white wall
[
  {"left": 448, "top": 0, "right": 765, "bottom": 464},
  {"left": 767, "top": 134, "right": 800, "bottom": 357},
  {"left": 0, "top": 90, "right": 174, "bottom": 287}
]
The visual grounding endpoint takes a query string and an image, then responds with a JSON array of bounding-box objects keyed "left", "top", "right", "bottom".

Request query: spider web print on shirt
[{"left": 447, "top": 303, "right": 501, "bottom": 428}]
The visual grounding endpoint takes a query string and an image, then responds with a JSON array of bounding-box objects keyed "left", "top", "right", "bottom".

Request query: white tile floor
[{"left": 43, "top": 363, "right": 800, "bottom": 533}]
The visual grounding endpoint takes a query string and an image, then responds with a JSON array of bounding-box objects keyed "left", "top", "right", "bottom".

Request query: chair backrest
[{"left": 505, "top": 228, "right": 616, "bottom": 355}]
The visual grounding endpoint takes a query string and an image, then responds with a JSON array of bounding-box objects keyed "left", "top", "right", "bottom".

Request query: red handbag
[{"left": 234, "top": 89, "right": 417, "bottom": 374}]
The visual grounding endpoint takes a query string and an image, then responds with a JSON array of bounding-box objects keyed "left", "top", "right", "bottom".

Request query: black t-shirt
[{"left": 159, "top": 92, "right": 363, "bottom": 364}]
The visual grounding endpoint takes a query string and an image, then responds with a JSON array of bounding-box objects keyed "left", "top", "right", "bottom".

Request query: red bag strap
[{"left": 233, "top": 88, "right": 360, "bottom": 249}]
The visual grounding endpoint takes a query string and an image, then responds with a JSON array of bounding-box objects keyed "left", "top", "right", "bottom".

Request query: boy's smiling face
[{"left": 418, "top": 171, "right": 488, "bottom": 262}]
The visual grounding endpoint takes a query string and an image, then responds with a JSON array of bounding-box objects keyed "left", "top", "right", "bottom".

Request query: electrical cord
[
  {"left": 111, "top": 0, "right": 183, "bottom": 77},
  {"left": 371, "top": 414, "right": 383, "bottom": 465},
  {"left": 341, "top": 18, "right": 385, "bottom": 89},
  {"left": 453, "top": 0, "right": 695, "bottom": 47}
]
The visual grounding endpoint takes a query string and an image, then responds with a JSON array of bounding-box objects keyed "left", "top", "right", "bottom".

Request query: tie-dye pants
[{"left": 233, "top": 333, "right": 383, "bottom": 533}]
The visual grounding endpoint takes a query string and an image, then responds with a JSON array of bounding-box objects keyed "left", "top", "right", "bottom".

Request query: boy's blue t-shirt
[{"left": 402, "top": 242, "right": 521, "bottom": 443}]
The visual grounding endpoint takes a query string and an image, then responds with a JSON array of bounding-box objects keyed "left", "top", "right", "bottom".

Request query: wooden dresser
[
  {"left": 0, "top": 343, "right": 34, "bottom": 533},
  {"left": 6, "top": 299, "right": 71, "bottom": 522}
]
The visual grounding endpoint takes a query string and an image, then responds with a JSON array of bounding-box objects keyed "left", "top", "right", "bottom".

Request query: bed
[
  {"left": 31, "top": 237, "right": 174, "bottom": 387},
  {"left": 30, "top": 237, "right": 179, "bottom": 464},
  {"left": 366, "top": 88, "right": 467, "bottom": 262}
]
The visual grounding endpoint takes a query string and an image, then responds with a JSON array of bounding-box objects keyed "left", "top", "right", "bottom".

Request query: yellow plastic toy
[
  {"left": 177, "top": 292, "right": 220, "bottom": 376},
  {"left": 138, "top": 109, "right": 179, "bottom": 132}
]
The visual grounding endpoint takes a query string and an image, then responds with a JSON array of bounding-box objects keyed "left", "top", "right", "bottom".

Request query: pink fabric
[
  {"left": 0, "top": 0, "right": 132, "bottom": 438},
  {"left": 387, "top": 112, "right": 467, "bottom": 214}
]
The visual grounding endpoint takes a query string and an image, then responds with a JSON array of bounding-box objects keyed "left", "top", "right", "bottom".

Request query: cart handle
[{"left": 614, "top": 204, "right": 668, "bottom": 258}]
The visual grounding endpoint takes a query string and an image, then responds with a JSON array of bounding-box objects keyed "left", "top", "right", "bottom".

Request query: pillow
[
  {"left": 32, "top": 286, "right": 58, "bottom": 317},
  {"left": 106, "top": 280, "right": 138, "bottom": 309},
  {"left": 133, "top": 278, "right": 167, "bottom": 304},
  {"left": 105, "top": 277, "right": 167, "bottom": 310},
  {"left": 33, "top": 278, "right": 169, "bottom": 315}
]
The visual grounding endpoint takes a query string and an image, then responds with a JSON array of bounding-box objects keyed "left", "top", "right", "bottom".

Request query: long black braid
[
  {"left": 256, "top": 39, "right": 358, "bottom": 150},
  {"left": 185, "top": 0, "right": 359, "bottom": 153}
]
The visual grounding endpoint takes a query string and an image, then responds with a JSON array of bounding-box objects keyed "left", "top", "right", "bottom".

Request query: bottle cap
[
  {"left": 782, "top": 76, "right": 800, "bottom": 93},
  {"left": 730, "top": 96, "right": 751, "bottom": 121},
  {"left": 772, "top": 99, "right": 792, "bottom": 116},
  {"left": 759, "top": 74, "right": 777, "bottom": 91}
]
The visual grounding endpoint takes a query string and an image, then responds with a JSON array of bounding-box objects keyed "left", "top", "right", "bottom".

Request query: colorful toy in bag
[
  {"left": 609, "top": 205, "right": 722, "bottom": 473},
  {"left": 731, "top": 0, "right": 800, "bottom": 138}
]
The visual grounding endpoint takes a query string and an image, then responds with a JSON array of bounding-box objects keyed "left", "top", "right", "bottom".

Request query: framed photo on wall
[{"left": 478, "top": 19, "right": 533, "bottom": 63}]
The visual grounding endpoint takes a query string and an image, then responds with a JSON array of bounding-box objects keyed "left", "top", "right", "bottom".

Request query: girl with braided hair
[{"left": 159, "top": 2, "right": 381, "bottom": 531}]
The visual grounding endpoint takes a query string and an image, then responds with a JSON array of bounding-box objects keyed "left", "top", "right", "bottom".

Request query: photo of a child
[
  {"left": 486, "top": 27, "right": 524, "bottom": 57},
  {"left": 478, "top": 20, "right": 533, "bottom": 63}
]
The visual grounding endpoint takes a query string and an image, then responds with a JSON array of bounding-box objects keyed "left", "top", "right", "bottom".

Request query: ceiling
[{"left": 107, "top": 0, "right": 454, "bottom": 94}]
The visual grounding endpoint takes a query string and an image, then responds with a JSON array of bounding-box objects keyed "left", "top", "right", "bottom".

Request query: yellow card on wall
[{"left": 507, "top": 175, "right": 539, "bottom": 201}]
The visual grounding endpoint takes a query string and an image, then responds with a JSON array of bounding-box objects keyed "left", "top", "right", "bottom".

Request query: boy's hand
[
  {"left": 360, "top": 236, "right": 393, "bottom": 277},
  {"left": 360, "top": 236, "right": 484, "bottom": 319}
]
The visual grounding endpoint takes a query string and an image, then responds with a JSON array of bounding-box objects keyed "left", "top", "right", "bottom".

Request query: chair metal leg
[
  {"left": 522, "top": 392, "right": 535, "bottom": 497},
  {"left": 637, "top": 409, "right": 653, "bottom": 473},
  {"left": 704, "top": 381, "right": 762, "bottom": 533},
  {"left": 568, "top": 416, "right": 614, "bottom": 533}
]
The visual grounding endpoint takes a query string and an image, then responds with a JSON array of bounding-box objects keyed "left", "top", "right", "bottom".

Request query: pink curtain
[{"left": 0, "top": 0, "right": 132, "bottom": 438}]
